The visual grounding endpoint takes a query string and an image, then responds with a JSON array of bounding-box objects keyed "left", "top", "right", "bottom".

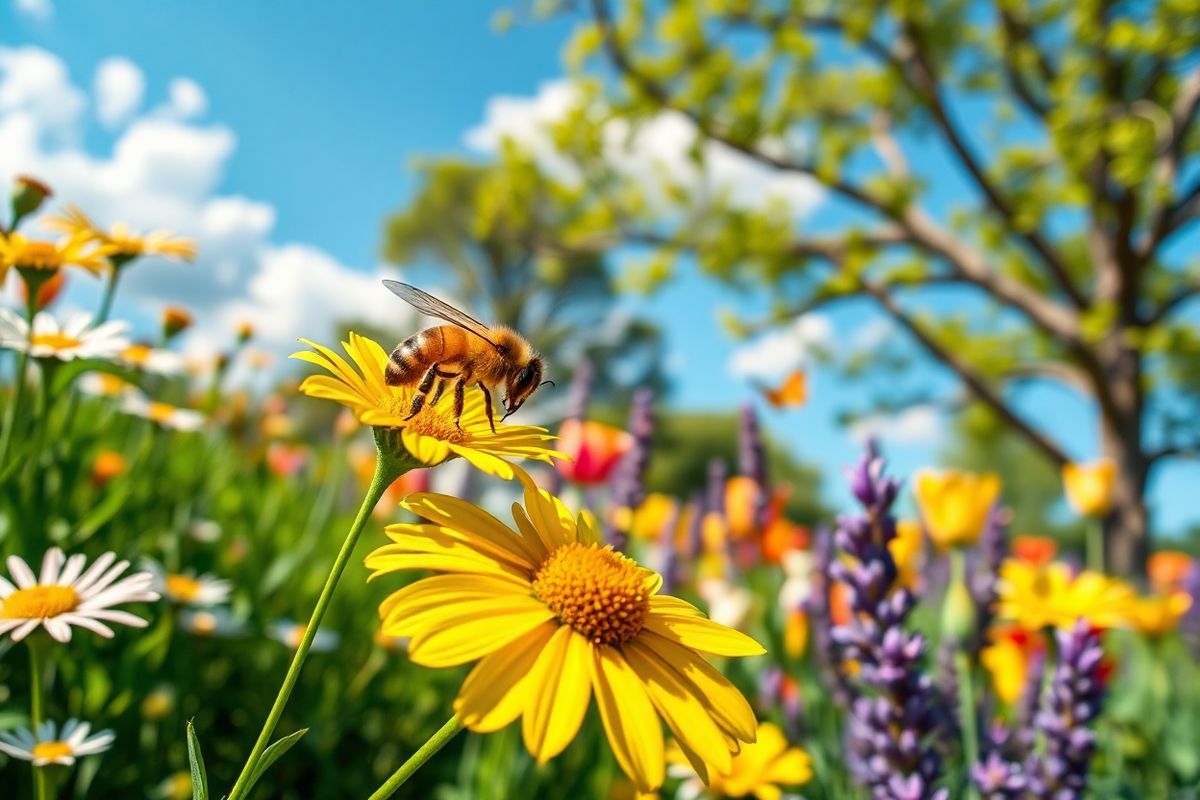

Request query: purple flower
[
  {"left": 830, "top": 446, "right": 946, "bottom": 799},
  {"left": 738, "top": 403, "right": 770, "bottom": 529},
  {"left": 605, "top": 388, "right": 654, "bottom": 551}
]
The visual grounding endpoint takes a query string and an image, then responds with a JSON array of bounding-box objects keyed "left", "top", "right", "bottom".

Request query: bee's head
[{"left": 502, "top": 355, "right": 550, "bottom": 419}]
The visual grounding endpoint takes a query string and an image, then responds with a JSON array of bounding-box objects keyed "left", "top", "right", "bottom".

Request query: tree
[
  {"left": 513, "top": 0, "right": 1200, "bottom": 575},
  {"left": 382, "top": 154, "right": 667, "bottom": 406}
]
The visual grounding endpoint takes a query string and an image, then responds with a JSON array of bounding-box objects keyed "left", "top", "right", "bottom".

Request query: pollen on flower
[
  {"left": 1, "top": 585, "right": 79, "bottom": 619},
  {"left": 385, "top": 397, "right": 465, "bottom": 444},
  {"left": 532, "top": 542, "right": 651, "bottom": 646},
  {"left": 123, "top": 344, "right": 152, "bottom": 364},
  {"left": 148, "top": 402, "right": 177, "bottom": 423},
  {"left": 31, "top": 741, "right": 73, "bottom": 761},
  {"left": 164, "top": 574, "right": 202, "bottom": 603}
]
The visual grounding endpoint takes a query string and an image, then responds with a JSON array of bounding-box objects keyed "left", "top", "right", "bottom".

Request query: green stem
[
  {"left": 225, "top": 445, "right": 405, "bottom": 800},
  {"left": 94, "top": 266, "right": 123, "bottom": 325},
  {"left": 947, "top": 550, "right": 980, "bottom": 799},
  {"left": 0, "top": 289, "right": 39, "bottom": 468},
  {"left": 29, "top": 640, "right": 49, "bottom": 800},
  {"left": 367, "top": 716, "right": 464, "bottom": 800},
  {"left": 1086, "top": 518, "right": 1104, "bottom": 573}
]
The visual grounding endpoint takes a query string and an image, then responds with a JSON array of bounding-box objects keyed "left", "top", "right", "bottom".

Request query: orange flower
[
  {"left": 1148, "top": 551, "right": 1194, "bottom": 595},
  {"left": 784, "top": 608, "right": 808, "bottom": 659},
  {"left": 761, "top": 519, "right": 809, "bottom": 564},
  {"left": 725, "top": 476, "right": 762, "bottom": 540},
  {"left": 266, "top": 442, "right": 309, "bottom": 477},
  {"left": 554, "top": 419, "right": 632, "bottom": 485},
  {"left": 1062, "top": 459, "right": 1116, "bottom": 517},
  {"left": 19, "top": 270, "right": 65, "bottom": 310},
  {"left": 829, "top": 581, "right": 853, "bottom": 627},
  {"left": 1012, "top": 535, "right": 1058, "bottom": 566},
  {"left": 90, "top": 450, "right": 127, "bottom": 486},
  {"left": 1128, "top": 592, "right": 1192, "bottom": 638},
  {"left": 913, "top": 469, "right": 1001, "bottom": 548}
]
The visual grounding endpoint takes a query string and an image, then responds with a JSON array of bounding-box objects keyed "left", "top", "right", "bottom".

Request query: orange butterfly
[{"left": 757, "top": 369, "right": 808, "bottom": 408}]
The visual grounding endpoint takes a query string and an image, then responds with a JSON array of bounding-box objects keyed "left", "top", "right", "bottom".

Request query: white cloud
[
  {"left": 164, "top": 77, "right": 208, "bottom": 120},
  {"left": 14, "top": 0, "right": 52, "bottom": 20},
  {"left": 0, "top": 46, "right": 400, "bottom": 373},
  {"left": 849, "top": 405, "right": 942, "bottom": 446},
  {"left": 466, "top": 79, "right": 824, "bottom": 218},
  {"left": 94, "top": 57, "right": 145, "bottom": 129},
  {"left": 727, "top": 315, "right": 832, "bottom": 382}
]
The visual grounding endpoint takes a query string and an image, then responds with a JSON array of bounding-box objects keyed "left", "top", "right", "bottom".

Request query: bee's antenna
[{"left": 539, "top": 380, "right": 556, "bottom": 388}]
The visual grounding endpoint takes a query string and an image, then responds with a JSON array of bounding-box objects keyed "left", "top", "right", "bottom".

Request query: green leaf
[
  {"left": 50, "top": 358, "right": 142, "bottom": 396},
  {"left": 187, "top": 720, "right": 209, "bottom": 800},
  {"left": 245, "top": 729, "right": 309, "bottom": 793}
]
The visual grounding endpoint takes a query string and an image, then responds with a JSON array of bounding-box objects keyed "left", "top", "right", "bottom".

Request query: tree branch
[
  {"left": 1004, "top": 361, "right": 1092, "bottom": 395},
  {"left": 859, "top": 278, "right": 1070, "bottom": 465},
  {"left": 1139, "top": 64, "right": 1200, "bottom": 259}
]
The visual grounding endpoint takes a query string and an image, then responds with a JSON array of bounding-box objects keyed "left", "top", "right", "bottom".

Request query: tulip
[
  {"left": 1062, "top": 458, "right": 1116, "bottom": 517},
  {"left": 553, "top": 418, "right": 632, "bottom": 485},
  {"left": 913, "top": 468, "right": 1002, "bottom": 549}
]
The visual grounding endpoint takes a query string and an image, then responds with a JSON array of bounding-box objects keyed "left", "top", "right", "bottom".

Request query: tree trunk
[{"left": 1096, "top": 339, "right": 1149, "bottom": 578}]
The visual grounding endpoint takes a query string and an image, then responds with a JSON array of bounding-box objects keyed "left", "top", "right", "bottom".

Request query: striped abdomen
[{"left": 384, "top": 325, "right": 464, "bottom": 386}]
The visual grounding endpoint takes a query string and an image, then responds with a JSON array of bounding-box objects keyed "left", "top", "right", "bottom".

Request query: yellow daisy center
[
  {"left": 164, "top": 574, "right": 202, "bottom": 602},
  {"left": 148, "top": 402, "right": 177, "bottom": 423},
  {"left": 1, "top": 585, "right": 79, "bottom": 619},
  {"left": 532, "top": 543, "right": 650, "bottom": 646},
  {"left": 31, "top": 332, "right": 82, "bottom": 351},
  {"left": 385, "top": 397, "right": 465, "bottom": 444},
  {"left": 31, "top": 741, "right": 73, "bottom": 761},
  {"left": 123, "top": 344, "right": 152, "bottom": 364},
  {"left": 19, "top": 243, "right": 65, "bottom": 270}
]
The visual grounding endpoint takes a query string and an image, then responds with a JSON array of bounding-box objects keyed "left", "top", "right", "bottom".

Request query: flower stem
[
  {"left": 367, "top": 716, "right": 464, "bottom": 800},
  {"left": 94, "top": 266, "right": 123, "bottom": 325},
  {"left": 1086, "top": 518, "right": 1104, "bottom": 573},
  {"left": 29, "top": 640, "right": 49, "bottom": 800},
  {"left": 226, "top": 446, "right": 407, "bottom": 800},
  {"left": 947, "top": 549, "right": 980, "bottom": 800},
  {"left": 0, "top": 290, "right": 39, "bottom": 468}
]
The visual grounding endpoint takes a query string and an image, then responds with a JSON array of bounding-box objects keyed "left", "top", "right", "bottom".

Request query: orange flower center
[
  {"left": 532, "top": 543, "right": 650, "bottom": 646},
  {"left": 31, "top": 741, "right": 73, "bottom": 761},
  {"left": 148, "top": 402, "right": 177, "bottom": 423},
  {"left": 164, "top": 574, "right": 202, "bottom": 602},
  {"left": 18, "top": 242, "right": 65, "bottom": 269},
  {"left": 123, "top": 343, "right": 152, "bottom": 364},
  {"left": 2, "top": 585, "right": 79, "bottom": 619},
  {"left": 31, "top": 332, "right": 81, "bottom": 351}
]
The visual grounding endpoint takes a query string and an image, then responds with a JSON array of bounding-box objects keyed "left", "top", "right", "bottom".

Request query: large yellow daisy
[
  {"left": 292, "top": 332, "right": 561, "bottom": 479},
  {"left": 366, "top": 468, "right": 765, "bottom": 792},
  {"left": 44, "top": 205, "right": 196, "bottom": 262},
  {"left": 0, "top": 232, "right": 110, "bottom": 283}
]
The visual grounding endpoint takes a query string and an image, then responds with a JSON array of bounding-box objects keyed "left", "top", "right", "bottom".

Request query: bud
[
  {"left": 10, "top": 175, "right": 52, "bottom": 225},
  {"left": 18, "top": 269, "right": 65, "bottom": 310},
  {"left": 941, "top": 577, "right": 976, "bottom": 644},
  {"left": 161, "top": 306, "right": 193, "bottom": 340},
  {"left": 236, "top": 320, "right": 254, "bottom": 344},
  {"left": 90, "top": 450, "right": 127, "bottom": 486}
]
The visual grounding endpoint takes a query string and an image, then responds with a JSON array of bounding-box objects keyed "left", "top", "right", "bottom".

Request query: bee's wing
[{"left": 382, "top": 280, "right": 501, "bottom": 350}]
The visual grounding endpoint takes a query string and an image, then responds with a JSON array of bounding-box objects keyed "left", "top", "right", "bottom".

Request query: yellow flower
[
  {"left": 666, "top": 721, "right": 812, "bottom": 796},
  {"left": 996, "top": 559, "right": 1135, "bottom": 631},
  {"left": 912, "top": 469, "right": 1001, "bottom": 549},
  {"left": 366, "top": 468, "right": 765, "bottom": 793},
  {"left": 1062, "top": 459, "right": 1116, "bottom": 517},
  {"left": 1128, "top": 591, "right": 1192, "bottom": 638},
  {"left": 980, "top": 625, "right": 1043, "bottom": 705},
  {"left": 292, "top": 333, "right": 561, "bottom": 479},
  {"left": 44, "top": 205, "right": 196, "bottom": 262},
  {"left": 620, "top": 493, "right": 679, "bottom": 541},
  {"left": 0, "top": 232, "right": 110, "bottom": 282},
  {"left": 890, "top": 520, "right": 924, "bottom": 590}
]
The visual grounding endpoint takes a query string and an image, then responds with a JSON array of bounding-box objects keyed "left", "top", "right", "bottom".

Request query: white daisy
[
  {"left": 79, "top": 371, "right": 138, "bottom": 398},
  {"left": 0, "top": 720, "right": 114, "bottom": 766},
  {"left": 142, "top": 561, "right": 231, "bottom": 607},
  {"left": 179, "top": 607, "right": 247, "bottom": 638},
  {"left": 119, "top": 394, "right": 205, "bottom": 431},
  {"left": 0, "top": 309, "right": 129, "bottom": 361},
  {"left": 0, "top": 548, "right": 159, "bottom": 643},
  {"left": 118, "top": 342, "right": 186, "bottom": 375}
]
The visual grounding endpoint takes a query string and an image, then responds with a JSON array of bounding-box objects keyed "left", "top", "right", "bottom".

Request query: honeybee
[{"left": 382, "top": 280, "right": 552, "bottom": 431}]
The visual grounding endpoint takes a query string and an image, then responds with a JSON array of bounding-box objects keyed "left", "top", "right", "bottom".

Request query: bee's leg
[
  {"left": 404, "top": 364, "right": 441, "bottom": 419},
  {"left": 430, "top": 379, "right": 448, "bottom": 407},
  {"left": 453, "top": 377, "right": 467, "bottom": 430},
  {"left": 476, "top": 381, "right": 496, "bottom": 434}
]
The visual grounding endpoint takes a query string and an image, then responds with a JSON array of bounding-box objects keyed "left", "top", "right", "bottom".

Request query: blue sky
[{"left": 3, "top": 0, "right": 1198, "bottom": 533}]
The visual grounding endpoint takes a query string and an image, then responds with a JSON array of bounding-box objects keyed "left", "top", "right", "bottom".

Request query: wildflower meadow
[{"left": 2, "top": 2, "right": 1200, "bottom": 799}]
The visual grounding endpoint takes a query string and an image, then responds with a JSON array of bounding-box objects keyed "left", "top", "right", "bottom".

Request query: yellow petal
[
  {"left": 377, "top": 573, "right": 532, "bottom": 624},
  {"left": 405, "top": 599, "right": 555, "bottom": 667},
  {"left": 623, "top": 638, "right": 732, "bottom": 777},
  {"left": 522, "top": 626, "right": 592, "bottom": 762},
  {"left": 641, "top": 612, "right": 766, "bottom": 657},
  {"left": 401, "top": 493, "right": 539, "bottom": 569},
  {"left": 514, "top": 464, "right": 577, "bottom": 550},
  {"left": 448, "top": 443, "right": 516, "bottom": 480},
  {"left": 649, "top": 595, "right": 706, "bottom": 618},
  {"left": 590, "top": 645, "right": 664, "bottom": 792},
  {"left": 455, "top": 622, "right": 557, "bottom": 732}
]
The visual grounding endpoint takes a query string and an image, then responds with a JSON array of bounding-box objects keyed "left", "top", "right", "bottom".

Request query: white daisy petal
[
  {"left": 57, "top": 554, "right": 88, "bottom": 587},
  {"left": 7, "top": 555, "right": 37, "bottom": 589},
  {"left": 39, "top": 547, "right": 65, "bottom": 585},
  {"left": 11, "top": 618, "right": 42, "bottom": 641},
  {"left": 71, "top": 552, "right": 116, "bottom": 594},
  {"left": 44, "top": 617, "right": 73, "bottom": 643}
]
